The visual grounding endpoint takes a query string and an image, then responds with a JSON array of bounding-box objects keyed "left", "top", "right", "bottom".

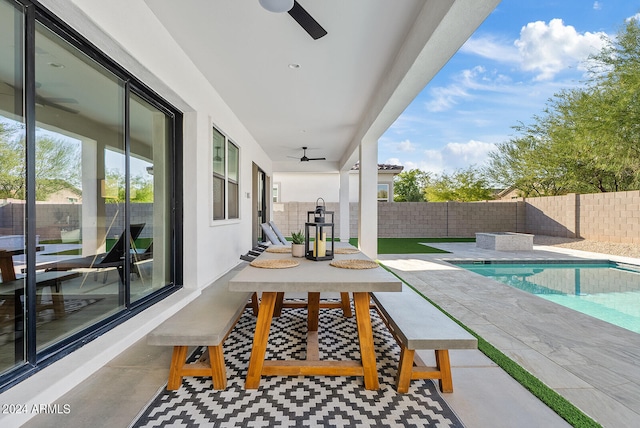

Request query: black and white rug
[{"left": 132, "top": 304, "right": 464, "bottom": 427}]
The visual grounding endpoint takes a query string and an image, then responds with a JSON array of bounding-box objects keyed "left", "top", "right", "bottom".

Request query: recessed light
[
  {"left": 288, "top": 63, "right": 301, "bottom": 69},
  {"left": 48, "top": 62, "right": 65, "bottom": 68}
]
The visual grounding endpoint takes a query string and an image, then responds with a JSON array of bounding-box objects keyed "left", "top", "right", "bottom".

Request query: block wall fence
[
  {"left": 273, "top": 190, "right": 640, "bottom": 244},
  {"left": 2, "top": 190, "right": 638, "bottom": 244}
]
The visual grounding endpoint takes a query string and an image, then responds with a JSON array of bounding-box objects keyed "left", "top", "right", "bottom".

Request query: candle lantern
[{"left": 305, "top": 198, "right": 334, "bottom": 261}]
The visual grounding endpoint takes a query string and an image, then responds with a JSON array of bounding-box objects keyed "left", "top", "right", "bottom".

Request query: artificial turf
[{"left": 348, "top": 237, "right": 474, "bottom": 254}]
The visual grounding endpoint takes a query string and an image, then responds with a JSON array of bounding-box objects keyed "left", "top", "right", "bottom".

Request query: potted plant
[{"left": 290, "top": 230, "right": 306, "bottom": 258}]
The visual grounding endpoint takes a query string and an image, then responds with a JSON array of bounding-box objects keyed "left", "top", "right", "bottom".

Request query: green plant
[{"left": 291, "top": 230, "right": 305, "bottom": 245}]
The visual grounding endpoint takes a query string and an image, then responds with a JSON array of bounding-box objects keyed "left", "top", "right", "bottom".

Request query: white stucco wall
[
  {"left": 273, "top": 171, "right": 397, "bottom": 203},
  {"left": 0, "top": 3, "right": 275, "bottom": 424},
  {"left": 41, "top": 0, "right": 272, "bottom": 290}
]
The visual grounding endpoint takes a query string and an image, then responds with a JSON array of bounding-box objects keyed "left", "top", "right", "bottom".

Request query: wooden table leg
[
  {"left": 340, "top": 292, "right": 352, "bottom": 317},
  {"left": 245, "top": 291, "right": 277, "bottom": 389},
  {"left": 353, "top": 292, "right": 379, "bottom": 390},
  {"left": 307, "top": 292, "right": 320, "bottom": 332}
]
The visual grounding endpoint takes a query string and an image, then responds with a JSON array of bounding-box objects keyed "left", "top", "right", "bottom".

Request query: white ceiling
[{"left": 143, "top": 0, "right": 499, "bottom": 172}]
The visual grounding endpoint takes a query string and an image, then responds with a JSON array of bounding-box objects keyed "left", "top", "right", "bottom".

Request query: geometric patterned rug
[{"left": 130, "top": 304, "right": 465, "bottom": 427}]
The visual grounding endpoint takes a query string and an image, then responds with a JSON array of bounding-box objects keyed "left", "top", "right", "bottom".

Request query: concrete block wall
[
  {"left": 274, "top": 190, "right": 638, "bottom": 243},
  {"left": 447, "top": 202, "right": 520, "bottom": 237},
  {"left": 524, "top": 194, "right": 578, "bottom": 238},
  {"left": 577, "top": 190, "right": 640, "bottom": 244},
  {"left": 272, "top": 201, "right": 343, "bottom": 239},
  {"left": 0, "top": 202, "right": 153, "bottom": 240}
]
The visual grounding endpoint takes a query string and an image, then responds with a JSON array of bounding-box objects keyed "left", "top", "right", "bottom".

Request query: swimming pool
[{"left": 452, "top": 260, "right": 640, "bottom": 334}]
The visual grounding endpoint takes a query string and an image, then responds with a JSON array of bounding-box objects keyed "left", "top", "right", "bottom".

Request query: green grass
[
  {"left": 348, "top": 237, "right": 474, "bottom": 254},
  {"left": 379, "top": 263, "right": 602, "bottom": 428}
]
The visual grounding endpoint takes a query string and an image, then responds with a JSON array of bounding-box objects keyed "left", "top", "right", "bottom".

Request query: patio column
[
  {"left": 358, "top": 140, "right": 377, "bottom": 259},
  {"left": 339, "top": 169, "right": 350, "bottom": 242}
]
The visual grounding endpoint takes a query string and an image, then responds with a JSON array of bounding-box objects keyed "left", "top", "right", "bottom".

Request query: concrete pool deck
[{"left": 379, "top": 242, "right": 640, "bottom": 427}]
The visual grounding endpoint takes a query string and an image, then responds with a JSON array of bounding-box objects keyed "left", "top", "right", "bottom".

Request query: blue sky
[{"left": 379, "top": 0, "right": 640, "bottom": 175}]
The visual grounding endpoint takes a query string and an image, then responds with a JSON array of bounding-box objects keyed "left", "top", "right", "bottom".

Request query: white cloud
[
  {"left": 462, "top": 19, "right": 609, "bottom": 81},
  {"left": 396, "top": 139, "right": 416, "bottom": 152},
  {"left": 593, "top": 1, "right": 602, "bottom": 11},
  {"left": 440, "top": 140, "right": 496, "bottom": 171},
  {"left": 461, "top": 36, "right": 520, "bottom": 63},
  {"left": 389, "top": 140, "right": 496, "bottom": 175},
  {"left": 627, "top": 13, "right": 640, "bottom": 23},
  {"left": 425, "top": 66, "right": 510, "bottom": 112},
  {"left": 515, "top": 19, "right": 608, "bottom": 80}
]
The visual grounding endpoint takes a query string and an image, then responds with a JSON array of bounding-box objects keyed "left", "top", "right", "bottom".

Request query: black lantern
[{"left": 305, "top": 198, "right": 334, "bottom": 261}]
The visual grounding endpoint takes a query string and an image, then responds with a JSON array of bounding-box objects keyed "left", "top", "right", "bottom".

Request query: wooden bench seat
[
  {"left": 148, "top": 267, "right": 253, "bottom": 390},
  {"left": 372, "top": 284, "right": 477, "bottom": 393}
]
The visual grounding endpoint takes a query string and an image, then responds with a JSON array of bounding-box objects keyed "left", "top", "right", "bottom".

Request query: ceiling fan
[
  {"left": 290, "top": 147, "right": 326, "bottom": 162},
  {"left": 259, "top": 0, "right": 327, "bottom": 40}
]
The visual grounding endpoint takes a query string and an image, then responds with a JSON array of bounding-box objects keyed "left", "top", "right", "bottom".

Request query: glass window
[
  {"left": 212, "top": 128, "right": 239, "bottom": 221},
  {"left": 212, "top": 128, "right": 225, "bottom": 220},
  {"left": 228, "top": 142, "right": 239, "bottom": 219},
  {"left": 0, "top": 0, "right": 26, "bottom": 374},
  {"left": 377, "top": 184, "right": 389, "bottom": 201},
  {"left": 129, "top": 93, "right": 171, "bottom": 302},
  {"left": 0, "top": 0, "right": 180, "bottom": 387},
  {"left": 34, "top": 21, "right": 127, "bottom": 350}
]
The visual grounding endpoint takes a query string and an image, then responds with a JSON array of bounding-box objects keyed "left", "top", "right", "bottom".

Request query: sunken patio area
[{"left": 21, "top": 241, "right": 640, "bottom": 427}]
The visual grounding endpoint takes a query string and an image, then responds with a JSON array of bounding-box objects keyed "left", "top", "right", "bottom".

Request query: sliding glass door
[{"left": 0, "top": 0, "right": 180, "bottom": 389}]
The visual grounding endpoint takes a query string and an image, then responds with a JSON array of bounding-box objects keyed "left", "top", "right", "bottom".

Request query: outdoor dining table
[{"left": 228, "top": 244, "right": 402, "bottom": 390}]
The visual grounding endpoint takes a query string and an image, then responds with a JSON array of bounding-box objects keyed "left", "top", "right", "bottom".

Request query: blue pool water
[{"left": 453, "top": 260, "right": 640, "bottom": 334}]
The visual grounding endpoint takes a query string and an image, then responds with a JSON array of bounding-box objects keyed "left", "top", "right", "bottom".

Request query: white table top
[{"left": 229, "top": 247, "right": 402, "bottom": 293}]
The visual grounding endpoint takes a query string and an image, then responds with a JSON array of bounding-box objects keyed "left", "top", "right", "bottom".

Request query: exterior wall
[
  {"left": 524, "top": 194, "right": 579, "bottom": 238},
  {"left": 273, "top": 191, "right": 638, "bottom": 243},
  {"left": 0, "top": 202, "right": 155, "bottom": 240},
  {"left": 525, "top": 191, "right": 640, "bottom": 244},
  {"left": 272, "top": 171, "right": 399, "bottom": 203},
  {"left": 577, "top": 191, "right": 640, "bottom": 243}
]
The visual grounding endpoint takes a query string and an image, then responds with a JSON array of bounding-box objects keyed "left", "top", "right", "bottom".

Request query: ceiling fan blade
[
  {"left": 307, "top": 157, "right": 326, "bottom": 161},
  {"left": 288, "top": 1, "right": 327, "bottom": 40}
]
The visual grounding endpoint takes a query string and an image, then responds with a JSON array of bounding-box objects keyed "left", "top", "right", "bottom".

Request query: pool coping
[{"left": 378, "top": 243, "right": 640, "bottom": 427}]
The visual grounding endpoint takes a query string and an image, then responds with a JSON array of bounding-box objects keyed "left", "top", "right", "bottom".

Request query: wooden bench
[
  {"left": 372, "top": 284, "right": 477, "bottom": 393},
  {"left": 147, "top": 267, "right": 253, "bottom": 390}
]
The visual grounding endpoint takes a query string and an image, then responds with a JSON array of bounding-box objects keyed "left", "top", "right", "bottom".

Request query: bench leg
[
  {"left": 167, "top": 345, "right": 229, "bottom": 391},
  {"left": 396, "top": 347, "right": 415, "bottom": 393},
  {"left": 167, "top": 346, "right": 188, "bottom": 390},
  {"left": 340, "top": 292, "right": 352, "bottom": 317},
  {"left": 435, "top": 349, "right": 453, "bottom": 393},
  {"left": 208, "top": 345, "right": 227, "bottom": 390}
]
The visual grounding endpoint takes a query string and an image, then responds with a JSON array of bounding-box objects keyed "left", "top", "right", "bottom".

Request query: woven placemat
[
  {"left": 265, "top": 246, "right": 292, "bottom": 253},
  {"left": 334, "top": 247, "right": 360, "bottom": 254},
  {"left": 250, "top": 259, "right": 299, "bottom": 269},
  {"left": 330, "top": 259, "right": 378, "bottom": 269}
]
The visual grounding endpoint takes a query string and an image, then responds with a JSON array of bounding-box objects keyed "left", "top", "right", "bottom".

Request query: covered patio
[{"left": 0, "top": 0, "right": 538, "bottom": 425}]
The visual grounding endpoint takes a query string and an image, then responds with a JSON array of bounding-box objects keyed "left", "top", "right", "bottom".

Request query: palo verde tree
[
  {"left": 393, "top": 169, "right": 430, "bottom": 201},
  {"left": 424, "top": 166, "right": 494, "bottom": 202},
  {"left": 0, "top": 122, "right": 81, "bottom": 200},
  {"left": 486, "top": 17, "right": 640, "bottom": 195}
]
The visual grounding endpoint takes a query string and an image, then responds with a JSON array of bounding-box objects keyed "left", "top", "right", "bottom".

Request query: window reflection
[{"left": 0, "top": 0, "right": 25, "bottom": 374}]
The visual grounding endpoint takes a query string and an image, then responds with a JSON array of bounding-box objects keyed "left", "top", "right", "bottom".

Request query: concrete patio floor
[{"left": 22, "top": 243, "right": 640, "bottom": 427}]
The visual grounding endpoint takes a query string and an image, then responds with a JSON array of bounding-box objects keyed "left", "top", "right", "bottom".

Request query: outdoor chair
[
  {"left": 260, "top": 223, "right": 287, "bottom": 246},
  {"left": 36, "top": 223, "right": 147, "bottom": 284},
  {"left": 269, "top": 221, "right": 289, "bottom": 245}
]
